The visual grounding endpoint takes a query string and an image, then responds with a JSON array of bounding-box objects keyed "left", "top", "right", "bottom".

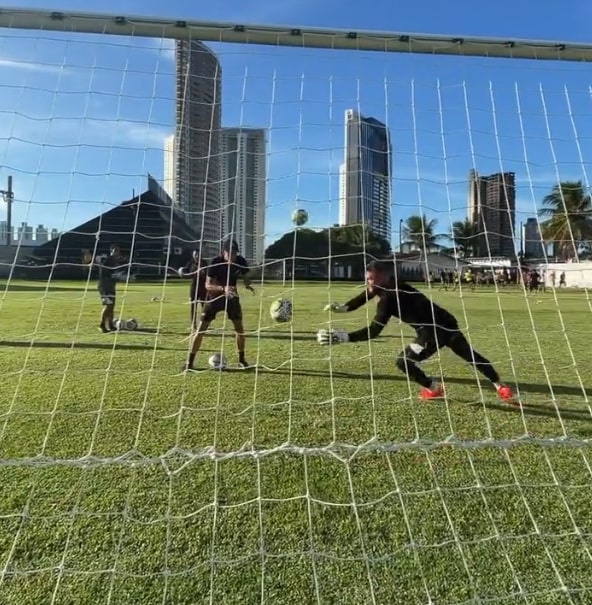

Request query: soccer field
[{"left": 0, "top": 280, "right": 591, "bottom": 604}]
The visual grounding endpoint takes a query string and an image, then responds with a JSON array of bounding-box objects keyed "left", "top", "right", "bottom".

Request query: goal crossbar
[{"left": 1, "top": 5, "right": 592, "bottom": 61}]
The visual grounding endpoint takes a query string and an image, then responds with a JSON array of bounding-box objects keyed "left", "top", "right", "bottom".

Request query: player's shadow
[
  {"left": 262, "top": 367, "right": 592, "bottom": 399},
  {"left": 479, "top": 401, "right": 592, "bottom": 423},
  {"left": 1, "top": 284, "right": 90, "bottom": 293},
  {"left": 0, "top": 340, "right": 167, "bottom": 352}
]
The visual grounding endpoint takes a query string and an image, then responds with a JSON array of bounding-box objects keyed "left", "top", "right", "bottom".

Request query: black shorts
[
  {"left": 202, "top": 296, "right": 242, "bottom": 322},
  {"left": 406, "top": 322, "right": 460, "bottom": 361},
  {"left": 98, "top": 287, "right": 116, "bottom": 306}
]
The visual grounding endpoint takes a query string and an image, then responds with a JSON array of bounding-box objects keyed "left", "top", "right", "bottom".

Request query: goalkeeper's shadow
[{"left": 262, "top": 367, "right": 592, "bottom": 400}]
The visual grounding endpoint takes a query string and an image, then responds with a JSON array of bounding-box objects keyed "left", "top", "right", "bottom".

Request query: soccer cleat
[
  {"left": 182, "top": 363, "right": 197, "bottom": 372},
  {"left": 496, "top": 384, "right": 516, "bottom": 403},
  {"left": 99, "top": 325, "right": 110, "bottom": 333},
  {"left": 419, "top": 384, "right": 445, "bottom": 400},
  {"left": 238, "top": 356, "right": 249, "bottom": 369}
]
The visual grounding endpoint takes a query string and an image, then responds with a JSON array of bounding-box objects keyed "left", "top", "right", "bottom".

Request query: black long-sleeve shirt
[
  {"left": 98, "top": 255, "right": 126, "bottom": 291},
  {"left": 346, "top": 281, "right": 458, "bottom": 343}
]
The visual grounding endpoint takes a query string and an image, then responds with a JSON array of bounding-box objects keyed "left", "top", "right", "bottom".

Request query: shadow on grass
[
  {"left": 0, "top": 340, "right": 168, "bottom": 352},
  {"left": 480, "top": 401, "right": 592, "bottom": 423},
  {"left": 1, "top": 284, "right": 90, "bottom": 293},
  {"left": 259, "top": 367, "right": 592, "bottom": 399}
]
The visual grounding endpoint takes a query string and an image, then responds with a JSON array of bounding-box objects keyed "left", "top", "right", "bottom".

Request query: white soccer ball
[
  {"left": 114, "top": 319, "right": 125, "bottom": 331},
  {"left": 270, "top": 298, "right": 292, "bottom": 322},
  {"left": 126, "top": 318, "right": 139, "bottom": 331},
  {"left": 208, "top": 353, "right": 227, "bottom": 370},
  {"left": 291, "top": 208, "right": 308, "bottom": 227}
]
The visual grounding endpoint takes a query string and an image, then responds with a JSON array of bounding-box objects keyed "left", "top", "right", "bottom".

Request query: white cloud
[{"left": 0, "top": 58, "right": 66, "bottom": 73}]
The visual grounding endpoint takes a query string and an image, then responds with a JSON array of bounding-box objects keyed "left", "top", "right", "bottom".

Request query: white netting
[{"left": 0, "top": 10, "right": 591, "bottom": 605}]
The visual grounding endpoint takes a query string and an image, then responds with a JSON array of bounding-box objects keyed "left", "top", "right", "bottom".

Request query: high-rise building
[
  {"left": 163, "top": 134, "right": 175, "bottom": 201},
  {"left": 17, "top": 222, "right": 33, "bottom": 244},
  {"left": 36, "top": 224, "right": 48, "bottom": 243},
  {"left": 173, "top": 40, "right": 222, "bottom": 259},
  {"left": 523, "top": 217, "right": 546, "bottom": 258},
  {"left": 50, "top": 228, "right": 59, "bottom": 240},
  {"left": 339, "top": 110, "right": 392, "bottom": 242},
  {"left": 467, "top": 170, "right": 516, "bottom": 257},
  {"left": 0, "top": 220, "right": 10, "bottom": 243},
  {"left": 220, "top": 128, "right": 266, "bottom": 265}
]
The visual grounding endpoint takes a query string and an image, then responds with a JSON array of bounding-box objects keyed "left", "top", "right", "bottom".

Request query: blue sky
[{"left": 1, "top": 0, "right": 592, "bottom": 246}]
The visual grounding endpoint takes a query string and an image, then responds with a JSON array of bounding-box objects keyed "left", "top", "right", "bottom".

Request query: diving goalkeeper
[{"left": 318, "top": 260, "right": 515, "bottom": 402}]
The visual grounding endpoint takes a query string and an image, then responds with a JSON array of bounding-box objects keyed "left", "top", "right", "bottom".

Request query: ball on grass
[
  {"left": 270, "top": 298, "right": 292, "bottom": 322},
  {"left": 114, "top": 319, "right": 125, "bottom": 331},
  {"left": 208, "top": 353, "right": 227, "bottom": 370},
  {"left": 291, "top": 208, "right": 308, "bottom": 227},
  {"left": 126, "top": 318, "right": 139, "bottom": 331}
]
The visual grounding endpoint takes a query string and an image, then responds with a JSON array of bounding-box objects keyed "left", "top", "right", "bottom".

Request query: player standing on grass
[
  {"left": 317, "top": 260, "right": 515, "bottom": 402},
  {"left": 178, "top": 249, "right": 207, "bottom": 330},
  {"left": 183, "top": 239, "right": 254, "bottom": 371},
  {"left": 92, "top": 244, "right": 127, "bottom": 334}
]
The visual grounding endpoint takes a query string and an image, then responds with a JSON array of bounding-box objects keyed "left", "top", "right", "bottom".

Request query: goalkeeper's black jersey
[{"left": 346, "top": 280, "right": 458, "bottom": 343}]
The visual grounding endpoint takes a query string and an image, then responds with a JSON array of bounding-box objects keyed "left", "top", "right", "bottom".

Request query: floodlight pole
[{"left": 0, "top": 175, "right": 14, "bottom": 246}]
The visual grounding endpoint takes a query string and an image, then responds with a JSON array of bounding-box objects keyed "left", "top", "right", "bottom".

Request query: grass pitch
[{"left": 0, "top": 279, "right": 591, "bottom": 605}]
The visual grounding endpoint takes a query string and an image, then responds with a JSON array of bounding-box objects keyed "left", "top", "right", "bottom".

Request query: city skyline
[
  {"left": 0, "top": 220, "right": 60, "bottom": 246},
  {"left": 1, "top": 5, "right": 592, "bottom": 252}
]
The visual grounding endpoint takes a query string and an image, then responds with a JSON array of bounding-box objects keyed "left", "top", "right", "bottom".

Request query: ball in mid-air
[
  {"left": 126, "top": 318, "right": 139, "bottom": 331},
  {"left": 291, "top": 208, "right": 308, "bottom": 227},
  {"left": 270, "top": 298, "right": 292, "bottom": 322},
  {"left": 208, "top": 353, "right": 227, "bottom": 370}
]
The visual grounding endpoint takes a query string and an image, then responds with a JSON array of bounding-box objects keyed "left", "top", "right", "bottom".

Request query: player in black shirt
[
  {"left": 95, "top": 244, "right": 127, "bottom": 333},
  {"left": 318, "top": 260, "right": 515, "bottom": 402},
  {"left": 178, "top": 250, "right": 207, "bottom": 330},
  {"left": 183, "top": 239, "right": 254, "bottom": 371}
]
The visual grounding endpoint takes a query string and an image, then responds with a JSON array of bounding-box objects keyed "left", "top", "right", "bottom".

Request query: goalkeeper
[{"left": 318, "top": 260, "right": 515, "bottom": 402}]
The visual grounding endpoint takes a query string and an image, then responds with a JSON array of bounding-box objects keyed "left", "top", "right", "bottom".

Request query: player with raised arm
[
  {"left": 91, "top": 244, "right": 127, "bottom": 333},
  {"left": 183, "top": 239, "right": 254, "bottom": 372},
  {"left": 318, "top": 260, "right": 515, "bottom": 402},
  {"left": 178, "top": 249, "right": 207, "bottom": 330}
]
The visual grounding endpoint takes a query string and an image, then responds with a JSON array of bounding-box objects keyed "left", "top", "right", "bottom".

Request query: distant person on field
[
  {"left": 178, "top": 249, "right": 207, "bottom": 330},
  {"left": 318, "top": 260, "right": 515, "bottom": 402},
  {"left": 85, "top": 244, "right": 128, "bottom": 333}
]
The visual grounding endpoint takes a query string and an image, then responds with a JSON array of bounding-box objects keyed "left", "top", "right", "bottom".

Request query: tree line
[
  {"left": 399, "top": 180, "right": 592, "bottom": 261},
  {"left": 264, "top": 181, "right": 592, "bottom": 264}
]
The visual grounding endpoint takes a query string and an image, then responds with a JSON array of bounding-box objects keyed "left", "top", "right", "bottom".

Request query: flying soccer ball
[
  {"left": 270, "top": 298, "right": 292, "bottom": 322},
  {"left": 208, "top": 353, "right": 227, "bottom": 370},
  {"left": 126, "top": 318, "right": 139, "bottom": 331},
  {"left": 291, "top": 208, "right": 308, "bottom": 227}
]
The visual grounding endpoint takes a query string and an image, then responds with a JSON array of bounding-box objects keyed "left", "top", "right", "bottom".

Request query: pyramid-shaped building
[{"left": 29, "top": 175, "right": 204, "bottom": 279}]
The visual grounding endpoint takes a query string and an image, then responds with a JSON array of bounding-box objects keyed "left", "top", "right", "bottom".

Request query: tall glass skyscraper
[{"left": 339, "top": 110, "right": 392, "bottom": 242}]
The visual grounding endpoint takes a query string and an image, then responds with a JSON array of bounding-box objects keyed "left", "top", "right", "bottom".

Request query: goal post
[{"left": 1, "top": 7, "right": 592, "bottom": 605}]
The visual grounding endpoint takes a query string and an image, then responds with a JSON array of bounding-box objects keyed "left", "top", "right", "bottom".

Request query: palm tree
[
  {"left": 539, "top": 181, "right": 592, "bottom": 260},
  {"left": 402, "top": 214, "right": 441, "bottom": 252},
  {"left": 450, "top": 218, "right": 480, "bottom": 258}
]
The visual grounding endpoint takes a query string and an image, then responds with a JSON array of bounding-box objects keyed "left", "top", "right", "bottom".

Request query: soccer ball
[
  {"left": 114, "top": 319, "right": 125, "bottom": 331},
  {"left": 270, "top": 298, "right": 292, "bottom": 322},
  {"left": 208, "top": 353, "right": 227, "bottom": 370},
  {"left": 291, "top": 208, "right": 308, "bottom": 227},
  {"left": 126, "top": 318, "right": 139, "bottom": 331}
]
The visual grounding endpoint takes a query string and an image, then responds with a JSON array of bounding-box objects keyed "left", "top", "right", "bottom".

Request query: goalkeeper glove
[
  {"left": 323, "top": 302, "right": 348, "bottom": 313},
  {"left": 316, "top": 328, "right": 349, "bottom": 345}
]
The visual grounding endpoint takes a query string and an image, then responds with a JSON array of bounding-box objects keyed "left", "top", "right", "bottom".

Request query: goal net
[{"left": 0, "top": 8, "right": 591, "bottom": 604}]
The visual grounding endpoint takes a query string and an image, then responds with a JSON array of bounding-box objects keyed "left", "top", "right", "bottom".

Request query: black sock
[
  {"left": 238, "top": 351, "right": 246, "bottom": 362},
  {"left": 188, "top": 353, "right": 196, "bottom": 367}
]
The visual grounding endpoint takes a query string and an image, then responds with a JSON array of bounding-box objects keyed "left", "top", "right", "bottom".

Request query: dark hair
[
  {"left": 222, "top": 239, "right": 239, "bottom": 253},
  {"left": 366, "top": 259, "right": 396, "bottom": 276}
]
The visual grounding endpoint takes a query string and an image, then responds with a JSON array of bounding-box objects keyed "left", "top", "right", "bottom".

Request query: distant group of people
[{"left": 428, "top": 267, "right": 567, "bottom": 292}]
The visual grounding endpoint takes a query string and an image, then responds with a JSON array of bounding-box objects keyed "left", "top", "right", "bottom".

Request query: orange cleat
[
  {"left": 419, "top": 384, "right": 445, "bottom": 400},
  {"left": 496, "top": 384, "right": 516, "bottom": 403}
]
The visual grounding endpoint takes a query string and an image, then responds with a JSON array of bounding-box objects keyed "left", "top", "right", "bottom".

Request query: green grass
[{"left": 0, "top": 279, "right": 591, "bottom": 605}]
